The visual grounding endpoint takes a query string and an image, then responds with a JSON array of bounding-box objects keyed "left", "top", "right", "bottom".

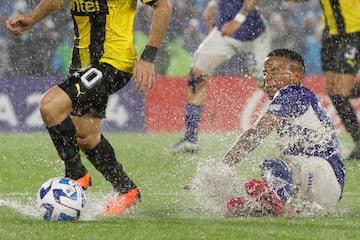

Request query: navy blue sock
[{"left": 184, "top": 104, "right": 202, "bottom": 143}]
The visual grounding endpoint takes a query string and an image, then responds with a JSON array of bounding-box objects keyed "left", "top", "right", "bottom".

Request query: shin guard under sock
[
  {"left": 85, "top": 135, "right": 136, "bottom": 194},
  {"left": 184, "top": 104, "right": 202, "bottom": 143},
  {"left": 330, "top": 95, "right": 360, "bottom": 142},
  {"left": 47, "top": 116, "right": 87, "bottom": 179}
]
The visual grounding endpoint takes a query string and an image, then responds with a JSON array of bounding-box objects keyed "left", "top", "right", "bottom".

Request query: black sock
[
  {"left": 84, "top": 135, "right": 136, "bottom": 194},
  {"left": 47, "top": 116, "right": 88, "bottom": 179},
  {"left": 64, "top": 154, "right": 88, "bottom": 180},
  {"left": 330, "top": 95, "right": 360, "bottom": 142},
  {"left": 350, "top": 82, "right": 360, "bottom": 99}
]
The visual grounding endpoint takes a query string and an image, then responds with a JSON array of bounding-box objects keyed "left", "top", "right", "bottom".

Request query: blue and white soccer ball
[{"left": 36, "top": 177, "right": 86, "bottom": 221}]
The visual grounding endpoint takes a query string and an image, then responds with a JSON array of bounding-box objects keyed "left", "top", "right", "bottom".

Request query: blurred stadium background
[{"left": 0, "top": 0, "right": 357, "bottom": 135}]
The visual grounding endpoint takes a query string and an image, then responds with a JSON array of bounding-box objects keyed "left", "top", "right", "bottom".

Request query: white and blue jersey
[
  {"left": 267, "top": 85, "right": 345, "bottom": 190},
  {"left": 214, "top": 0, "right": 266, "bottom": 41}
]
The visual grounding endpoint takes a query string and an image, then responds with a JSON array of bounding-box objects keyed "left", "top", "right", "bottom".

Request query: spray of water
[
  {"left": 188, "top": 158, "right": 342, "bottom": 218},
  {"left": 0, "top": 192, "right": 108, "bottom": 221},
  {"left": 188, "top": 158, "right": 245, "bottom": 217}
]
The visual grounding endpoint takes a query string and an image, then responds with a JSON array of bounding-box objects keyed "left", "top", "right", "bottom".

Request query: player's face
[{"left": 262, "top": 56, "right": 300, "bottom": 99}]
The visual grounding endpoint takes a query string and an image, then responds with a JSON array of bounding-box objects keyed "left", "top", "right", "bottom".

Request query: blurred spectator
[
  {"left": 0, "top": 0, "right": 8, "bottom": 24},
  {"left": 268, "top": 12, "right": 287, "bottom": 50},
  {"left": 9, "top": 17, "right": 60, "bottom": 76},
  {"left": 302, "top": 11, "right": 322, "bottom": 75},
  {"left": 7, "top": 0, "right": 30, "bottom": 75},
  {"left": 168, "top": 1, "right": 195, "bottom": 41},
  {"left": 52, "top": 22, "right": 73, "bottom": 78},
  {"left": 165, "top": 37, "right": 192, "bottom": 76},
  {"left": 265, "top": 0, "right": 322, "bottom": 76},
  {"left": 0, "top": 0, "right": 9, "bottom": 76},
  {"left": 183, "top": 18, "right": 204, "bottom": 55},
  {"left": 268, "top": 11, "right": 305, "bottom": 54},
  {"left": 0, "top": 36, "right": 9, "bottom": 76},
  {"left": 5, "top": 0, "right": 69, "bottom": 76},
  {"left": 192, "top": 0, "right": 207, "bottom": 19},
  {"left": 28, "top": 18, "right": 60, "bottom": 76}
]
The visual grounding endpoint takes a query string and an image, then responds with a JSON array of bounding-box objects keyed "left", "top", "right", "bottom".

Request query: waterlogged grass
[{"left": 1, "top": 133, "right": 360, "bottom": 240}]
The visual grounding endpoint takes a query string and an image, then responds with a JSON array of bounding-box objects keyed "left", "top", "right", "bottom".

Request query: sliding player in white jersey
[{"left": 223, "top": 49, "right": 345, "bottom": 217}]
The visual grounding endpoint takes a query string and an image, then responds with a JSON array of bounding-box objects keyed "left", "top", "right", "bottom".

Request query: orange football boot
[
  {"left": 75, "top": 173, "right": 91, "bottom": 190},
  {"left": 102, "top": 188, "right": 141, "bottom": 216}
]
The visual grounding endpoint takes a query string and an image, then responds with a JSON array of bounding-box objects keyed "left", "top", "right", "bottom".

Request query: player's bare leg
[
  {"left": 40, "top": 86, "right": 90, "bottom": 189},
  {"left": 40, "top": 86, "right": 73, "bottom": 126},
  {"left": 71, "top": 115, "right": 102, "bottom": 151},
  {"left": 168, "top": 67, "right": 208, "bottom": 153},
  {"left": 71, "top": 115, "right": 140, "bottom": 215}
]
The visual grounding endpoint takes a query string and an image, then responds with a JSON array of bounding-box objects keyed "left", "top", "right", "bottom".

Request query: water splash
[
  {"left": 0, "top": 192, "right": 109, "bottom": 221},
  {"left": 188, "top": 158, "right": 342, "bottom": 218},
  {"left": 189, "top": 158, "right": 245, "bottom": 217}
]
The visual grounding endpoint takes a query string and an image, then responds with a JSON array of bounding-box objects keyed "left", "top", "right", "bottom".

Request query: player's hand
[
  {"left": 6, "top": 15, "right": 34, "bottom": 36},
  {"left": 133, "top": 59, "right": 156, "bottom": 92},
  {"left": 220, "top": 20, "right": 242, "bottom": 37}
]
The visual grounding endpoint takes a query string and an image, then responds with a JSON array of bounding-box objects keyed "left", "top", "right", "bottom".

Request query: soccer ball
[{"left": 36, "top": 177, "right": 86, "bottom": 221}]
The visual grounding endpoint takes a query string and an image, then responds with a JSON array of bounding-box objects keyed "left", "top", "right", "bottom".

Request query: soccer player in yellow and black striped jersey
[
  {"left": 319, "top": 0, "right": 360, "bottom": 160},
  {"left": 288, "top": 0, "right": 360, "bottom": 159},
  {"left": 6, "top": 0, "right": 171, "bottom": 215}
]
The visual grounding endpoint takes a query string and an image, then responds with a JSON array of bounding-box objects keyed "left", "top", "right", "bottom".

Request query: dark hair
[{"left": 267, "top": 48, "right": 305, "bottom": 72}]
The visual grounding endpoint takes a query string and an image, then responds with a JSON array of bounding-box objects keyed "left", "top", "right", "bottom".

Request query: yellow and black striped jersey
[
  {"left": 320, "top": 0, "right": 360, "bottom": 35},
  {"left": 70, "top": 0, "right": 138, "bottom": 73}
]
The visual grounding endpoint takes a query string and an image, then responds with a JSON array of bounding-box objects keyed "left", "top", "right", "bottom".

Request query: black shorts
[
  {"left": 321, "top": 30, "right": 360, "bottom": 74},
  {"left": 58, "top": 62, "right": 132, "bottom": 118}
]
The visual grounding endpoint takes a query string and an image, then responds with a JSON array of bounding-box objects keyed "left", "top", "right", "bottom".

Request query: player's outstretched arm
[
  {"left": 223, "top": 113, "right": 282, "bottom": 166},
  {"left": 145, "top": 0, "right": 172, "bottom": 50},
  {"left": 133, "top": 0, "right": 172, "bottom": 92},
  {"left": 6, "top": 0, "right": 67, "bottom": 36}
]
